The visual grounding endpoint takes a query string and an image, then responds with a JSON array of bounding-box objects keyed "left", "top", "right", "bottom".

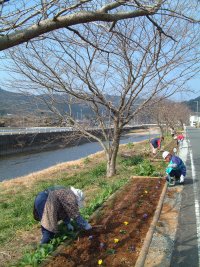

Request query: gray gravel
[{"left": 144, "top": 186, "right": 183, "bottom": 267}]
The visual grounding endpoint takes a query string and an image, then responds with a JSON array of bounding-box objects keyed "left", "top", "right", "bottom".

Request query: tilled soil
[{"left": 46, "top": 178, "right": 165, "bottom": 267}]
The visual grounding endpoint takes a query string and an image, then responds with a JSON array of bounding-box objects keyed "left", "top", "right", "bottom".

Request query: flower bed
[{"left": 45, "top": 177, "right": 165, "bottom": 267}]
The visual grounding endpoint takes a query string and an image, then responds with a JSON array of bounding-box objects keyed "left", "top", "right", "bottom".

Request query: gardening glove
[
  {"left": 83, "top": 222, "right": 92, "bottom": 231},
  {"left": 67, "top": 223, "right": 74, "bottom": 231},
  {"left": 180, "top": 175, "right": 185, "bottom": 183},
  {"left": 76, "top": 215, "right": 92, "bottom": 230},
  {"left": 168, "top": 163, "right": 177, "bottom": 168}
]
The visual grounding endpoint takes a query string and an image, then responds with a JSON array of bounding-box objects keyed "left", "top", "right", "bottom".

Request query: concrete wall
[{"left": 0, "top": 126, "right": 148, "bottom": 156}]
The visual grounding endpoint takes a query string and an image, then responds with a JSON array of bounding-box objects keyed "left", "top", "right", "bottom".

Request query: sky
[
  {"left": 0, "top": 65, "right": 199, "bottom": 102},
  {"left": 0, "top": 1, "right": 199, "bottom": 103},
  {"left": 176, "top": 78, "right": 200, "bottom": 102}
]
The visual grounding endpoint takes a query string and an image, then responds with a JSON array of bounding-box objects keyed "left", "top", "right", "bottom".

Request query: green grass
[
  {"left": 120, "top": 155, "right": 144, "bottom": 166},
  {"left": 0, "top": 162, "right": 122, "bottom": 246},
  {"left": 126, "top": 142, "right": 134, "bottom": 149}
]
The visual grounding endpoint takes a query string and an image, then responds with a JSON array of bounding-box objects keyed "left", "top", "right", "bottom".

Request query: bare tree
[
  {"left": 150, "top": 99, "right": 191, "bottom": 134},
  {"left": 172, "top": 103, "right": 191, "bottom": 129},
  {"left": 0, "top": 0, "right": 199, "bottom": 51},
  {"left": 4, "top": 8, "right": 200, "bottom": 176}
]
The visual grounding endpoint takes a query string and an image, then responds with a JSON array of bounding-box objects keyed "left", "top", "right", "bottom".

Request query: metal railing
[{"left": 0, "top": 124, "right": 157, "bottom": 135}]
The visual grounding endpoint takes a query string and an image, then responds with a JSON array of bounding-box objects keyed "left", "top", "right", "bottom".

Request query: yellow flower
[
  {"left": 144, "top": 190, "right": 148, "bottom": 194},
  {"left": 114, "top": 238, "right": 119, "bottom": 243},
  {"left": 124, "top": 221, "right": 129, "bottom": 225},
  {"left": 98, "top": 259, "right": 103, "bottom": 265}
]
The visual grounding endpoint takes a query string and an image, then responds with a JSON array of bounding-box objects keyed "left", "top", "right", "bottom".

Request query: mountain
[
  {"left": 0, "top": 88, "right": 120, "bottom": 118},
  {"left": 0, "top": 88, "right": 93, "bottom": 117},
  {"left": 184, "top": 96, "right": 200, "bottom": 113},
  {"left": 1, "top": 88, "right": 199, "bottom": 117},
  {"left": 0, "top": 88, "right": 42, "bottom": 115}
]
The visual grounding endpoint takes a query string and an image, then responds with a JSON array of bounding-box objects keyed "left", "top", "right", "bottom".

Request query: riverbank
[
  {"left": 0, "top": 126, "right": 149, "bottom": 156},
  {"left": 0, "top": 128, "right": 159, "bottom": 181}
]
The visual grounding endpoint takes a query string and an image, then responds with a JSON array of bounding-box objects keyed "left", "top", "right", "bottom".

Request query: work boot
[
  {"left": 179, "top": 175, "right": 185, "bottom": 185},
  {"left": 168, "top": 178, "right": 176, "bottom": 187}
]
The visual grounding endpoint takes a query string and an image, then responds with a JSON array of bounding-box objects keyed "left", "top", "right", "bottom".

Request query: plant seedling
[
  {"left": 120, "top": 230, "right": 127, "bottom": 234},
  {"left": 128, "top": 245, "right": 136, "bottom": 252},
  {"left": 99, "top": 242, "right": 105, "bottom": 249},
  {"left": 106, "top": 249, "right": 116, "bottom": 255},
  {"left": 142, "top": 213, "right": 148, "bottom": 219}
]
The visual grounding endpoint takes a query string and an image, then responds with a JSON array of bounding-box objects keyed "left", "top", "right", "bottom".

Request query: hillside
[
  {"left": 1, "top": 88, "right": 199, "bottom": 117},
  {"left": 185, "top": 96, "right": 200, "bottom": 113},
  {"left": 0, "top": 88, "right": 91, "bottom": 117}
]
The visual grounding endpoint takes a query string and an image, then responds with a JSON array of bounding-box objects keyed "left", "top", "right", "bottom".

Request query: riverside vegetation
[{"left": 0, "top": 135, "right": 174, "bottom": 266}]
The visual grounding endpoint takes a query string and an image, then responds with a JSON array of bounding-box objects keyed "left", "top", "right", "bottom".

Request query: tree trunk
[
  {"left": 106, "top": 125, "right": 121, "bottom": 177},
  {"left": 158, "top": 124, "right": 164, "bottom": 137}
]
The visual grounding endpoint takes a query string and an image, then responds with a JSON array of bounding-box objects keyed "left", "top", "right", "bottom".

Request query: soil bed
[{"left": 46, "top": 178, "right": 165, "bottom": 267}]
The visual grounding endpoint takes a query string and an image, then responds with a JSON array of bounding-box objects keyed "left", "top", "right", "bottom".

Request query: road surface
[{"left": 171, "top": 127, "right": 200, "bottom": 266}]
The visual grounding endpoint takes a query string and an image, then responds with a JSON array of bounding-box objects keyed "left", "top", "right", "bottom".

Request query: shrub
[
  {"left": 135, "top": 160, "right": 157, "bottom": 176},
  {"left": 126, "top": 142, "right": 134, "bottom": 149},
  {"left": 90, "top": 163, "right": 106, "bottom": 178},
  {"left": 121, "top": 155, "right": 144, "bottom": 166},
  {"left": 83, "top": 157, "right": 90, "bottom": 164}
]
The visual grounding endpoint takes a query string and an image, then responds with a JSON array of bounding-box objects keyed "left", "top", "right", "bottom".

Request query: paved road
[{"left": 170, "top": 127, "right": 200, "bottom": 267}]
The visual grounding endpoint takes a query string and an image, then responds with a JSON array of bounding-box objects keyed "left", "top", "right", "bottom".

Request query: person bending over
[
  {"left": 33, "top": 185, "right": 92, "bottom": 244},
  {"left": 150, "top": 136, "right": 164, "bottom": 155}
]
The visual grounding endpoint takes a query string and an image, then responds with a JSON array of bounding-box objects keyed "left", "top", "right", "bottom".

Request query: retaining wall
[{"left": 0, "top": 126, "right": 148, "bottom": 156}]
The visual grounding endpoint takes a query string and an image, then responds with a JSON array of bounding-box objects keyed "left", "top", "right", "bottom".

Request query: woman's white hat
[
  {"left": 162, "top": 151, "right": 170, "bottom": 159},
  {"left": 70, "top": 187, "right": 85, "bottom": 208}
]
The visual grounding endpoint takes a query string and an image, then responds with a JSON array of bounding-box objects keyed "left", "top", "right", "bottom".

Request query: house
[{"left": 190, "top": 114, "right": 200, "bottom": 127}]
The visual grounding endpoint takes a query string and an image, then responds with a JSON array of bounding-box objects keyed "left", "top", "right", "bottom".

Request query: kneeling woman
[{"left": 162, "top": 151, "right": 186, "bottom": 186}]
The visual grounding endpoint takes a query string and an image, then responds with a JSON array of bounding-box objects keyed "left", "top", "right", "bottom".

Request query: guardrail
[
  {"left": 0, "top": 127, "right": 74, "bottom": 135},
  {"left": 0, "top": 124, "right": 157, "bottom": 135}
]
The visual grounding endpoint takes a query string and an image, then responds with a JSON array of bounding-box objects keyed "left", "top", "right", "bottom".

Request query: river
[{"left": 0, "top": 132, "right": 157, "bottom": 182}]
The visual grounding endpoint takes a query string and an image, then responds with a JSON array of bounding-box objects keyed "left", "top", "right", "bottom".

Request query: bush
[
  {"left": 121, "top": 155, "right": 144, "bottom": 166},
  {"left": 90, "top": 163, "right": 106, "bottom": 178},
  {"left": 126, "top": 142, "right": 134, "bottom": 149},
  {"left": 135, "top": 160, "right": 157, "bottom": 176}
]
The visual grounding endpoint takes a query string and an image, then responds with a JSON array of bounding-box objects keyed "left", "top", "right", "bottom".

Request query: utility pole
[
  {"left": 81, "top": 109, "right": 83, "bottom": 120},
  {"left": 194, "top": 101, "right": 199, "bottom": 127}
]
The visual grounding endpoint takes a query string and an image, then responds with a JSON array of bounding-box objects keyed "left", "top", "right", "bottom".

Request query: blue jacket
[{"left": 150, "top": 138, "right": 161, "bottom": 148}]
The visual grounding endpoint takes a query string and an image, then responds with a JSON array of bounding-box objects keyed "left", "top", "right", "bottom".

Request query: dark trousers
[
  {"left": 34, "top": 191, "right": 55, "bottom": 244},
  {"left": 168, "top": 169, "right": 182, "bottom": 180}
]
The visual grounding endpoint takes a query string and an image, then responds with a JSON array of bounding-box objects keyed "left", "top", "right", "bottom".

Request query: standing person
[
  {"left": 174, "top": 133, "right": 184, "bottom": 148},
  {"left": 170, "top": 127, "right": 176, "bottom": 138},
  {"left": 150, "top": 136, "right": 164, "bottom": 155},
  {"left": 33, "top": 185, "right": 92, "bottom": 244},
  {"left": 162, "top": 151, "right": 186, "bottom": 186}
]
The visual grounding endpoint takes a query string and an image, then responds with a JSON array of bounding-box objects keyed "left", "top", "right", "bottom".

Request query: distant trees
[
  {"left": 4, "top": 1, "right": 200, "bottom": 176},
  {"left": 150, "top": 100, "right": 191, "bottom": 134},
  {"left": 0, "top": 0, "right": 199, "bottom": 51}
]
